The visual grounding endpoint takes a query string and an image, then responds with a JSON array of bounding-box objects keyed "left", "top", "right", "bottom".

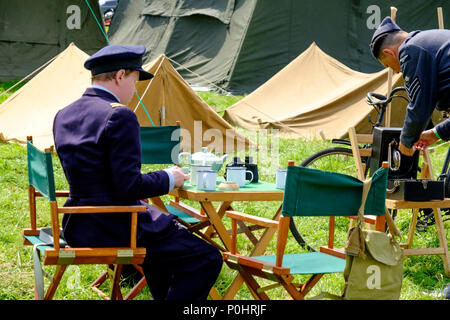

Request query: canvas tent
[
  {"left": 129, "top": 54, "right": 250, "bottom": 154},
  {"left": 0, "top": 44, "right": 93, "bottom": 148},
  {"left": 0, "top": 0, "right": 107, "bottom": 81},
  {"left": 107, "top": 0, "right": 450, "bottom": 94},
  {"left": 223, "top": 43, "right": 446, "bottom": 139},
  {"left": 223, "top": 43, "right": 408, "bottom": 140},
  {"left": 0, "top": 43, "right": 250, "bottom": 153}
]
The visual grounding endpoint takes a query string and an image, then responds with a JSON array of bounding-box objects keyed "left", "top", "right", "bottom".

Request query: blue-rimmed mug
[
  {"left": 276, "top": 168, "right": 287, "bottom": 189},
  {"left": 197, "top": 170, "right": 217, "bottom": 191}
]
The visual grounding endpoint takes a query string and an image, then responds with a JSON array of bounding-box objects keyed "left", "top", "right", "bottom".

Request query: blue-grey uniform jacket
[
  {"left": 399, "top": 29, "right": 450, "bottom": 147},
  {"left": 53, "top": 87, "right": 176, "bottom": 247}
]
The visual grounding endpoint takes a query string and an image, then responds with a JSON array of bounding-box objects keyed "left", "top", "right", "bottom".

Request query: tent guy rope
[
  {"left": 0, "top": 54, "right": 59, "bottom": 101},
  {"left": 84, "top": 0, "right": 154, "bottom": 126}
]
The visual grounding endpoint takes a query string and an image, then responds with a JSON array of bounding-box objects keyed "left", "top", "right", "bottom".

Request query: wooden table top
[
  {"left": 169, "top": 180, "right": 284, "bottom": 202},
  {"left": 385, "top": 197, "right": 450, "bottom": 209}
]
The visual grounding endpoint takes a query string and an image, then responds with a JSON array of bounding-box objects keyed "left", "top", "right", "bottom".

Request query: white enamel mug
[
  {"left": 226, "top": 166, "right": 253, "bottom": 187},
  {"left": 197, "top": 170, "right": 217, "bottom": 191},
  {"left": 190, "top": 164, "right": 212, "bottom": 186},
  {"left": 276, "top": 168, "right": 287, "bottom": 189}
]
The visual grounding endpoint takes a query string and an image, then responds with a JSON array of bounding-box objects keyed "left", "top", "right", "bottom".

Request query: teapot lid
[{"left": 192, "top": 147, "right": 220, "bottom": 163}]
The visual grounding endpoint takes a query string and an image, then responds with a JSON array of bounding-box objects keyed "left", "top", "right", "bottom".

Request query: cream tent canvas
[
  {"left": 223, "top": 43, "right": 409, "bottom": 140},
  {"left": 129, "top": 54, "right": 250, "bottom": 154},
  {"left": 0, "top": 44, "right": 250, "bottom": 153},
  {"left": 0, "top": 43, "right": 91, "bottom": 149}
]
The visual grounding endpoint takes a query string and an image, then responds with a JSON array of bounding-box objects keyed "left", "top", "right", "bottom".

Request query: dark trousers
[{"left": 140, "top": 221, "right": 223, "bottom": 300}]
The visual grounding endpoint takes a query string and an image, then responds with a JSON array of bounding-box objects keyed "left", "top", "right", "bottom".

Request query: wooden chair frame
[
  {"left": 223, "top": 161, "right": 390, "bottom": 299},
  {"left": 140, "top": 121, "right": 213, "bottom": 242},
  {"left": 92, "top": 122, "right": 219, "bottom": 299},
  {"left": 22, "top": 137, "right": 147, "bottom": 300},
  {"left": 223, "top": 211, "right": 304, "bottom": 299}
]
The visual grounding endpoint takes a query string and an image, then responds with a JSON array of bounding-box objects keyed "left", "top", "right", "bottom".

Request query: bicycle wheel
[{"left": 289, "top": 147, "right": 359, "bottom": 252}]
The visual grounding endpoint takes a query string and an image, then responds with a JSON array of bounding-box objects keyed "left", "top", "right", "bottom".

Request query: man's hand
[
  {"left": 398, "top": 141, "right": 415, "bottom": 156},
  {"left": 167, "top": 166, "right": 190, "bottom": 188},
  {"left": 414, "top": 129, "right": 439, "bottom": 151}
]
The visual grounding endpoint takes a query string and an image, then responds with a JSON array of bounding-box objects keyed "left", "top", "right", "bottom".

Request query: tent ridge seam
[{"left": 226, "top": 0, "right": 258, "bottom": 85}]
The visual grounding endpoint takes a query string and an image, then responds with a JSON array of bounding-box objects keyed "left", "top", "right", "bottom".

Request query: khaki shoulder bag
[{"left": 343, "top": 178, "right": 404, "bottom": 300}]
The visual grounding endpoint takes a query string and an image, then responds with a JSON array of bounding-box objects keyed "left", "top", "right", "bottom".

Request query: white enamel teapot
[{"left": 178, "top": 147, "right": 228, "bottom": 172}]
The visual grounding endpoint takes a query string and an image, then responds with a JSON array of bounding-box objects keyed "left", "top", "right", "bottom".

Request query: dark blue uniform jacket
[
  {"left": 53, "top": 88, "right": 176, "bottom": 247},
  {"left": 399, "top": 29, "right": 450, "bottom": 147}
]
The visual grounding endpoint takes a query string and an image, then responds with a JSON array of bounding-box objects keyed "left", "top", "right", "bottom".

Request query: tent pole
[
  {"left": 385, "top": 6, "right": 397, "bottom": 128},
  {"left": 438, "top": 7, "right": 444, "bottom": 29},
  {"left": 161, "top": 73, "right": 166, "bottom": 125}
]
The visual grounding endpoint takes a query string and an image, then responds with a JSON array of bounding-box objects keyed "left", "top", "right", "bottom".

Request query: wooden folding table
[
  {"left": 385, "top": 198, "right": 450, "bottom": 275},
  {"left": 168, "top": 180, "right": 284, "bottom": 299}
]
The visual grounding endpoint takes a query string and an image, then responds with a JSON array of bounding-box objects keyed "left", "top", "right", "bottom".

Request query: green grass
[
  {"left": 0, "top": 81, "right": 449, "bottom": 300},
  {"left": 197, "top": 91, "right": 246, "bottom": 116},
  {"left": 0, "top": 80, "right": 25, "bottom": 104}
]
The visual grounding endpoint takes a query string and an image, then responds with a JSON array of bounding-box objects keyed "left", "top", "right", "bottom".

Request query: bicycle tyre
[{"left": 289, "top": 147, "right": 358, "bottom": 251}]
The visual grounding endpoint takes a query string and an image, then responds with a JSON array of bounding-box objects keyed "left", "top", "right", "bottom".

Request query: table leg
[
  {"left": 203, "top": 201, "right": 232, "bottom": 240},
  {"left": 405, "top": 209, "right": 419, "bottom": 249},
  {"left": 150, "top": 196, "right": 168, "bottom": 212},
  {"left": 201, "top": 201, "right": 233, "bottom": 251},
  {"left": 400, "top": 207, "right": 450, "bottom": 275},
  {"left": 433, "top": 208, "right": 450, "bottom": 275},
  {"left": 208, "top": 287, "right": 222, "bottom": 300}
]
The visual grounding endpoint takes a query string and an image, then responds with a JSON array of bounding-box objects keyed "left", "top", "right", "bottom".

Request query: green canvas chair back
[
  {"left": 140, "top": 125, "right": 181, "bottom": 165},
  {"left": 282, "top": 165, "right": 388, "bottom": 218},
  {"left": 27, "top": 139, "right": 56, "bottom": 202}
]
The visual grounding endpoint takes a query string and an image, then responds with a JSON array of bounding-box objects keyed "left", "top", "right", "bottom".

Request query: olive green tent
[
  {"left": 0, "top": 0, "right": 107, "bottom": 81},
  {"left": 107, "top": 0, "right": 450, "bottom": 94}
]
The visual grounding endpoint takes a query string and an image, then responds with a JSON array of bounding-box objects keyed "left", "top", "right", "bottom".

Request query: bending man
[{"left": 370, "top": 17, "right": 450, "bottom": 155}]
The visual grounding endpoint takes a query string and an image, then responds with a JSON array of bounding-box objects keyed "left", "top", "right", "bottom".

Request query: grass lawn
[
  {"left": 0, "top": 81, "right": 449, "bottom": 300},
  {"left": 0, "top": 81, "right": 25, "bottom": 104}
]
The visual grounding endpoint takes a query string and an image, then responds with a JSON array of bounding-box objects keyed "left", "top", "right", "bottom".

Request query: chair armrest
[
  {"left": 36, "top": 190, "right": 70, "bottom": 197},
  {"left": 55, "top": 190, "right": 70, "bottom": 197},
  {"left": 225, "top": 210, "right": 279, "bottom": 254},
  {"left": 223, "top": 252, "right": 290, "bottom": 276},
  {"left": 225, "top": 210, "right": 279, "bottom": 229},
  {"left": 54, "top": 205, "right": 146, "bottom": 249},
  {"left": 57, "top": 206, "right": 147, "bottom": 214},
  {"left": 168, "top": 200, "right": 208, "bottom": 222}
]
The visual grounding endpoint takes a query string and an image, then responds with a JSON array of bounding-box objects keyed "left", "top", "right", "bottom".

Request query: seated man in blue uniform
[
  {"left": 369, "top": 17, "right": 450, "bottom": 156},
  {"left": 52, "top": 44, "right": 223, "bottom": 300}
]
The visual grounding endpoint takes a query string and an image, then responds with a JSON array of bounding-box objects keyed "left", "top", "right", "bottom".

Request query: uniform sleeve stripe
[
  {"left": 409, "top": 78, "right": 421, "bottom": 103},
  {"left": 405, "top": 76, "right": 421, "bottom": 103},
  {"left": 409, "top": 80, "right": 420, "bottom": 95}
]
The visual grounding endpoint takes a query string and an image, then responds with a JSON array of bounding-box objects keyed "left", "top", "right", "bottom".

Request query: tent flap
[{"left": 142, "top": 0, "right": 235, "bottom": 24}]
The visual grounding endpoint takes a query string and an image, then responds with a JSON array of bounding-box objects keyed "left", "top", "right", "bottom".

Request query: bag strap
[
  {"left": 385, "top": 208, "right": 401, "bottom": 239},
  {"left": 356, "top": 178, "right": 401, "bottom": 239},
  {"left": 356, "top": 178, "right": 372, "bottom": 228},
  {"left": 344, "top": 178, "right": 372, "bottom": 257}
]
